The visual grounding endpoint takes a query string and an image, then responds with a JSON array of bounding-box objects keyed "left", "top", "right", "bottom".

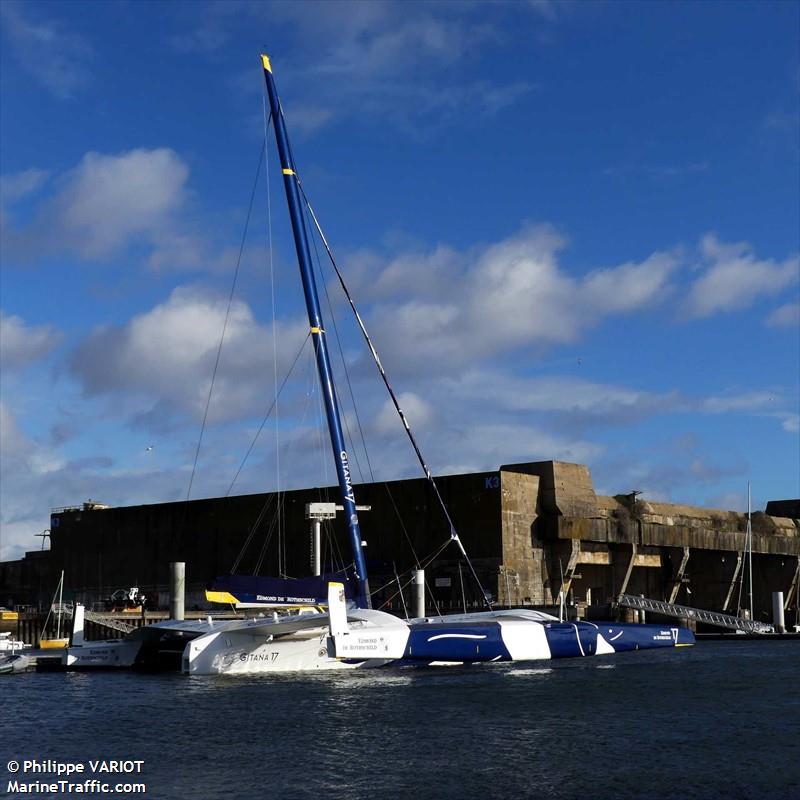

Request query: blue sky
[{"left": 1, "top": 0, "right": 798, "bottom": 561}]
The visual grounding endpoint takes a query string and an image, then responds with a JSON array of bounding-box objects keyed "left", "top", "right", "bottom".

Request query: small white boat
[
  {"left": 0, "top": 653, "right": 33, "bottom": 675},
  {"left": 0, "top": 631, "right": 30, "bottom": 654}
]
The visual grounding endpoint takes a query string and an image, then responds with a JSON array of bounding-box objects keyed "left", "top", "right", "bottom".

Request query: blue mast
[{"left": 261, "top": 54, "right": 371, "bottom": 609}]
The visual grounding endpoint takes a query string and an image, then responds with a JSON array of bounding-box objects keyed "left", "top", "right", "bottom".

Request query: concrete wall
[
  {"left": 8, "top": 470, "right": 506, "bottom": 612},
  {"left": 495, "top": 462, "right": 800, "bottom": 621},
  {"left": 499, "top": 471, "right": 544, "bottom": 605},
  {"left": 2, "top": 460, "right": 798, "bottom": 625}
]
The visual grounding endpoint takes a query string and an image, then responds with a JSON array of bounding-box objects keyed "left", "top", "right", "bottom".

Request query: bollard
[
  {"left": 413, "top": 569, "right": 425, "bottom": 619},
  {"left": 170, "top": 562, "right": 185, "bottom": 621},
  {"left": 772, "top": 592, "right": 785, "bottom": 633}
]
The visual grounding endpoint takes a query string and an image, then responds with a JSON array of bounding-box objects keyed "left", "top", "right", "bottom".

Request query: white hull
[
  {"left": 183, "top": 627, "right": 355, "bottom": 674},
  {"left": 63, "top": 639, "right": 142, "bottom": 669},
  {"left": 183, "top": 600, "right": 407, "bottom": 675},
  {"left": 0, "top": 633, "right": 30, "bottom": 654}
]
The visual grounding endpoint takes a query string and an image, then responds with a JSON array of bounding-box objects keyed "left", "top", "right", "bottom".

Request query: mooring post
[
  {"left": 71, "top": 603, "right": 85, "bottom": 646},
  {"left": 170, "top": 562, "right": 185, "bottom": 621},
  {"left": 772, "top": 591, "right": 785, "bottom": 633},
  {"left": 313, "top": 518, "right": 322, "bottom": 577},
  {"left": 413, "top": 569, "right": 425, "bottom": 619}
]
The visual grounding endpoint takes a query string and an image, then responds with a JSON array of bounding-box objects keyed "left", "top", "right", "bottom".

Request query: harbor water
[{"left": 2, "top": 641, "right": 798, "bottom": 800}]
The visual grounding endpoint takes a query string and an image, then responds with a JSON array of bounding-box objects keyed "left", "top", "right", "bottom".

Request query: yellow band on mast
[
  {"left": 261, "top": 54, "right": 272, "bottom": 73},
  {"left": 282, "top": 168, "right": 296, "bottom": 176}
]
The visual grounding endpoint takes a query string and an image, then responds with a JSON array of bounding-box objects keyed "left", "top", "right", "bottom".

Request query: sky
[{"left": 1, "top": 0, "right": 798, "bottom": 562}]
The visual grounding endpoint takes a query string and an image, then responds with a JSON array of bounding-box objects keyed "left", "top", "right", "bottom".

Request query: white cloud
[
  {"left": 0, "top": 168, "right": 50, "bottom": 204},
  {"left": 55, "top": 149, "right": 189, "bottom": 258},
  {"left": 686, "top": 234, "right": 799, "bottom": 318},
  {"left": 283, "top": 104, "right": 337, "bottom": 137},
  {"left": 702, "top": 392, "right": 780, "bottom": 414},
  {"left": 447, "top": 371, "right": 669, "bottom": 420},
  {"left": 217, "top": 1, "right": 542, "bottom": 135},
  {"left": 582, "top": 253, "right": 678, "bottom": 313},
  {"left": 0, "top": 313, "right": 61, "bottom": 370},
  {"left": 0, "top": 401, "right": 206, "bottom": 561},
  {"left": 0, "top": 402, "right": 29, "bottom": 464},
  {"left": 69, "top": 287, "right": 309, "bottom": 424},
  {"left": 0, "top": 1, "right": 93, "bottom": 99},
  {"left": 3, "top": 149, "right": 231, "bottom": 271},
  {"left": 0, "top": 401, "right": 64, "bottom": 560},
  {"left": 374, "top": 392, "right": 434, "bottom": 435},
  {"left": 778, "top": 413, "right": 799, "bottom": 434},
  {"left": 698, "top": 391, "right": 797, "bottom": 435},
  {"left": 597, "top": 452, "right": 748, "bottom": 506},
  {"left": 433, "top": 422, "right": 604, "bottom": 476},
  {"left": 766, "top": 302, "right": 800, "bottom": 328},
  {"left": 355, "top": 224, "right": 679, "bottom": 375}
]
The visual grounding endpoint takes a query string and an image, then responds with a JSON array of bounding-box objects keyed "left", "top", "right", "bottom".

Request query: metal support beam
[
  {"left": 559, "top": 540, "right": 582, "bottom": 602},
  {"left": 668, "top": 547, "right": 691, "bottom": 604},
  {"left": 785, "top": 556, "right": 800, "bottom": 610},
  {"left": 722, "top": 551, "right": 743, "bottom": 612},
  {"left": 615, "top": 543, "right": 637, "bottom": 601}
]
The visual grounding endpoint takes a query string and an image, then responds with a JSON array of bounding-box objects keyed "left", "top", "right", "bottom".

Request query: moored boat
[
  {"left": 39, "top": 571, "right": 70, "bottom": 649},
  {"left": 179, "top": 55, "right": 694, "bottom": 675}
]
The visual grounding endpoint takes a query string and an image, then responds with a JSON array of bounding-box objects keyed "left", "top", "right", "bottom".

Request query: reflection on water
[
  {"left": 3, "top": 642, "right": 799, "bottom": 800},
  {"left": 507, "top": 667, "right": 554, "bottom": 677}
]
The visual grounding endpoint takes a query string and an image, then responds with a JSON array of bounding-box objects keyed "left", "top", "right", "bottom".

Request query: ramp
[{"left": 618, "top": 594, "right": 773, "bottom": 634}]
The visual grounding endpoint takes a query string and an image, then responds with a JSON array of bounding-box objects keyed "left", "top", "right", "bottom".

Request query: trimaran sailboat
[{"left": 100, "top": 55, "right": 695, "bottom": 675}]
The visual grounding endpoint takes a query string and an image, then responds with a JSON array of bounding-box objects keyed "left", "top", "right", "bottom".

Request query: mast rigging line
[
  {"left": 306, "top": 206, "right": 429, "bottom": 577},
  {"left": 225, "top": 333, "right": 311, "bottom": 497},
  {"left": 372, "top": 538, "right": 453, "bottom": 612},
  {"left": 306, "top": 201, "right": 373, "bottom": 486},
  {"left": 178, "top": 139, "right": 267, "bottom": 548},
  {"left": 297, "top": 184, "right": 492, "bottom": 610},
  {"left": 231, "top": 491, "right": 277, "bottom": 574}
]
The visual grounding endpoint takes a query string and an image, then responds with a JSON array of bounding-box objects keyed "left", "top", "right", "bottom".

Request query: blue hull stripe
[{"left": 405, "top": 624, "right": 511, "bottom": 661}]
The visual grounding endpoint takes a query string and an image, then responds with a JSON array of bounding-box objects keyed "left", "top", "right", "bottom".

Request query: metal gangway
[
  {"left": 618, "top": 594, "right": 773, "bottom": 634},
  {"left": 54, "top": 603, "right": 137, "bottom": 635}
]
